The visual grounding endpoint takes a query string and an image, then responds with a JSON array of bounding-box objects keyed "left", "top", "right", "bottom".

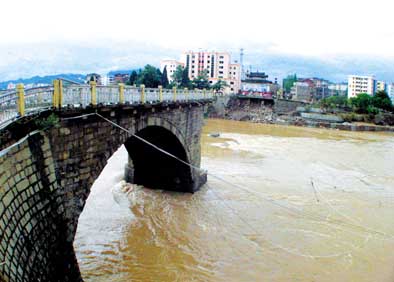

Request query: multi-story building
[
  {"left": 106, "top": 73, "right": 130, "bottom": 85},
  {"left": 240, "top": 71, "right": 278, "bottom": 99},
  {"left": 376, "top": 80, "right": 386, "bottom": 92},
  {"left": 160, "top": 60, "right": 185, "bottom": 82},
  {"left": 347, "top": 75, "right": 376, "bottom": 98},
  {"left": 387, "top": 83, "right": 394, "bottom": 103},
  {"left": 101, "top": 75, "right": 110, "bottom": 86},
  {"left": 328, "top": 83, "right": 348, "bottom": 97},
  {"left": 180, "top": 51, "right": 241, "bottom": 94},
  {"left": 291, "top": 82, "right": 314, "bottom": 102}
]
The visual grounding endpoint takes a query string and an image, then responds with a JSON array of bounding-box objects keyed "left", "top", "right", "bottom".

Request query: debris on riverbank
[{"left": 208, "top": 96, "right": 394, "bottom": 132}]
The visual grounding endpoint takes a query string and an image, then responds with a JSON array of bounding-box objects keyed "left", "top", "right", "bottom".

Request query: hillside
[{"left": 0, "top": 73, "right": 85, "bottom": 89}]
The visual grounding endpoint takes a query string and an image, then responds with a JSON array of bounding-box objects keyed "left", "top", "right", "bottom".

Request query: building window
[
  {"left": 211, "top": 55, "right": 215, "bottom": 78},
  {"left": 219, "top": 61, "right": 224, "bottom": 64},
  {"left": 219, "top": 66, "right": 224, "bottom": 69}
]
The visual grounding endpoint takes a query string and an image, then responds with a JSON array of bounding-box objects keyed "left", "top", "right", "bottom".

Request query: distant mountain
[
  {"left": 0, "top": 73, "right": 85, "bottom": 89},
  {"left": 107, "top": 70, "right": 135, "bottom": 75},
  {"left": 1, "top": 41, "right": 393, "bottom": 86}
]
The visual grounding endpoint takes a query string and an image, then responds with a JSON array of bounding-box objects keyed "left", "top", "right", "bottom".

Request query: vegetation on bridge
[{"left": 34, "top": 113, "right": 60, "bottom": 130}]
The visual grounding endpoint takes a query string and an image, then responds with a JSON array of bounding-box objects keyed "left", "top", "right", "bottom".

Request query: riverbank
[{"left": 208, "top": 96, "right": 394, "bottom": 133}]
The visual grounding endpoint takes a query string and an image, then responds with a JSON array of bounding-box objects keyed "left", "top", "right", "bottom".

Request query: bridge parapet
[{"left": 0, "top": 80, "right": 214, "bottom": 128}]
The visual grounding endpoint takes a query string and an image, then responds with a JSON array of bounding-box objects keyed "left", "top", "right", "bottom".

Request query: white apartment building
[
  {"left": 160, "top": 60, "right": 185, "bottom": 82},
  {"left": 387, "top": 83, "right": 394, "bottom": 103},
  {"left": 376, "top": 80, "right": 386, "bottom": 92},
  {"left": 180, "top": 51, "right": 241, "bottom": 94},
  {"left": 347, "top": 75, "right": 376, "bottom": 98}
]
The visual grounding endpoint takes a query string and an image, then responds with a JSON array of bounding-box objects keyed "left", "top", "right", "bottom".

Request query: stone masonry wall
[{"left": 0, "top": 132, "right": 81, "bottom": 282}]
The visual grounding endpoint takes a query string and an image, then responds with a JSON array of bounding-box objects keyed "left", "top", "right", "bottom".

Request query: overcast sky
[
  {"left": 2, "top": 0, "right": 394, "bottom": 57},
  {"left": 1, "top": 0, "right": 394, "bottom": 82}
]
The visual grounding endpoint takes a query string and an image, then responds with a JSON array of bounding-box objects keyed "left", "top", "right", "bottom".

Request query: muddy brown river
[{"left": 74, "top": 119, "right": 394, "bottom": 282}]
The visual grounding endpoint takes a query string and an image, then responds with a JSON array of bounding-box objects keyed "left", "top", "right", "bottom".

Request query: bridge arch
[
  {"left": 0, "top": 104, "right": 207, "bottom": 282},
  {"left": 125, "top": 125, "right": 193, "bottom": 192}
]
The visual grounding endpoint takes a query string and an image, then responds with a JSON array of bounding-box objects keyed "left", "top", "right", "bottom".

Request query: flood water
[{"left": 74, "top": 119, "right": 394, "bottom": 282}]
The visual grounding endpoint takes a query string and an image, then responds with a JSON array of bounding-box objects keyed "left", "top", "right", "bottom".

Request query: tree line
[
  {"left": 318, "top": 90, "right": 393, "bottom": 114},
  {"left": 127, "top": 64, "right": 228, "bottom": 91}
]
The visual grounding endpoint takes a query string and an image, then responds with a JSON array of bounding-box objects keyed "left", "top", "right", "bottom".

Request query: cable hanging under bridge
[{"left": 24, "top": 111, "right": 391, "bottom": 259}]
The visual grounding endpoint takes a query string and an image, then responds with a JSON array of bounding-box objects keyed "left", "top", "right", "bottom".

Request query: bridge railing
[
  {"left": 145, "top": 87, "right": 160, "bottom": 103},
  {"left": 0, "top": 90, "right": 18, "bottom": 125},
  {"left": 96, "top": 85, "right": 120, "bottom": 105},
  {"left": 0, "top": 80, "right": 214, "bottom": 127},
  {"left": 63, "top": 84, "right": 91, "bottom": 107},
  {"left": 24, "top": 86, "right": 54, "bottom": 112},
  {"left": 124, "top": 85, "right": 140, "bottom": 104}
]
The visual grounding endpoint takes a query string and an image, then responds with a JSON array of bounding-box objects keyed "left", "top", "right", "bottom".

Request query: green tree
[
  {"left": 372, "top": 90, "right": 393, "bottom": 111},
  {"left": 212, "top": 80, "right": 228, "bottom": 92},
  {"left": 128, "top": 70, "right": 138, "bottom": 85},
  {"left": 319, "top": 95, "right": 348, "bottom": 109},
  {"left": 192, "top": 70, "right": 210, "bottom": 89},
  {"left": 171, "top": 65, "right": 184, "bottom": 87},
  {"left": 350, "top": 93, "right": 372, "bottom": 113},
  {"left": 161, "top": 66, "right": 169, "bottom": 88},
  {"left": 181, "top": 67, "right": 191, "bottom": 88},
  {"left": 136, "top": 65, "right": 161, "bottom": 88},
  {"left": 283, "top": 74, "right": 297, "bottom": 93}
]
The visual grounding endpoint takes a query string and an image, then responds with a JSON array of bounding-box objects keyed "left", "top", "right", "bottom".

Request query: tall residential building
[
  {"left": 180, "top": 51, "right": 241, "bottom": 94},
  {"left": 347, "top": 75, "right": 376, "bottom": 98},
  {"left": 387, "top": 83, "right": 394, "bottom": 103},
  {"left": 376, "top": 80, "right": 386, "bottom": 92},
  {"left": 160, "top": 60, "right": 185, "bottom": 82}
]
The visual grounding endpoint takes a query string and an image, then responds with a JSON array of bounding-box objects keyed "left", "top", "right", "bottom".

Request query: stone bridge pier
[{"left": 0, "top": 102, "right": 208, "bottom": 282}]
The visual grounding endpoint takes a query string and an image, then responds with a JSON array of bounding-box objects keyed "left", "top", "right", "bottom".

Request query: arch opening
[{"left": 124, "top": 126, "right": 194, "bottom": 193}]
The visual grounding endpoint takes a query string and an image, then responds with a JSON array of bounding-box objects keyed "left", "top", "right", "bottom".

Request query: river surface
[{"left": 74, "top": 119, "right": 394, "bottom": 282}]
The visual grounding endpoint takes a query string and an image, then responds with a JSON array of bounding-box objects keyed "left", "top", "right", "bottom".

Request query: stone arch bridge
[{"left": 0, "top": 81, "right": 212, "bottom": 281}]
